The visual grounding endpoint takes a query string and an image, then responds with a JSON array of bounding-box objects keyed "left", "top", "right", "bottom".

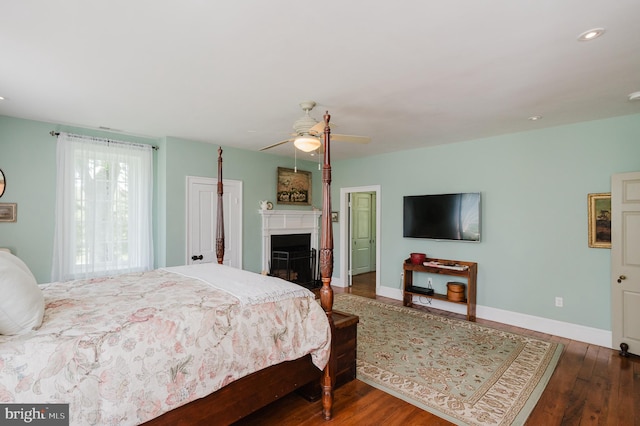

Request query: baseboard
[
  {"left": 477, "top": 304, "right": 613, "bottom": 349},
  {"left": 330, "top": 276, "right": 347, "bottom": 288},
  {"left": 376, "top": 286, "right": 612, "bottom": 349}
]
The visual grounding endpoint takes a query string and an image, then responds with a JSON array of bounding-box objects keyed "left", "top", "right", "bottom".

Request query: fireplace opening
[{"left": 270, "top": 233, "right": 320, "bottom": 290}]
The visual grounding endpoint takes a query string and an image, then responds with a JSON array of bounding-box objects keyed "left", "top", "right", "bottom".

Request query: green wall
[
  {"left": 0, "top": 117, "right": 162, "bottom": 281},
  {"left": 0, "top": 118, "right": 57, "bottom": 279},
  {"left": 332, "top": 113, "right": 640, "bottom": 330},
  {"left": 0, "top": 115, "right": 320, "bottom": 281},
  {"left": 1, "top": 113, "right": 639, "bottom": 332},
  {"left": 159, "top": 136, "right": 321, "bottom": 269}
]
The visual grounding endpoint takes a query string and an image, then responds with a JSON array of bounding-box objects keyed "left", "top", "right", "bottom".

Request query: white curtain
[{"left": 52, "top": 133, "right": 154, "bottom": 282}]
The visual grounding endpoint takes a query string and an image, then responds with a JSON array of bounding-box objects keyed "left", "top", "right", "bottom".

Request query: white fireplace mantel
[{"left": 259, "top": 209, "right": 321, "bottom": 273}]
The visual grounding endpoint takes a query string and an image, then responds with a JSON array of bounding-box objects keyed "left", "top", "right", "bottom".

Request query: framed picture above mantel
[{"left": 277, "top": 167, "right": 311, "bottom": 206}]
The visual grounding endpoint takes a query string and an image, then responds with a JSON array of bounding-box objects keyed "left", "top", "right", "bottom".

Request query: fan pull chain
[{"left": 294, "top": 145, "right": 297, "bottom": 172}]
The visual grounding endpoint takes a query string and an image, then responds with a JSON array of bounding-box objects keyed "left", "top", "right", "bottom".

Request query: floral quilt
[{"left": 0, "top": 267, "right": 331, "bottom": 425}]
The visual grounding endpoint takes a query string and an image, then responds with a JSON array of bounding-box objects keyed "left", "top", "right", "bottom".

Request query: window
[{"left": 52, "top": 133, "right": 154, "bottom": 281}]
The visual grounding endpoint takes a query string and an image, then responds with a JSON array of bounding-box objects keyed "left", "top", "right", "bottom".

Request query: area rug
[{"left": 333, "top": 294, "right": 563, "bottom": 426}]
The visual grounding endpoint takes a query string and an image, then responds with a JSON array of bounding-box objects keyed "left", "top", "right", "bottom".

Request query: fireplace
[
  {"left": 270, "top": 234, "right": 319, "bottom": 289},
  {"left": 259, "top": 209, "right": 322, "bottom": 287}
]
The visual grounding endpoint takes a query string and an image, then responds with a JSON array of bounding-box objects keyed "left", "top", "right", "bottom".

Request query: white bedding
[
  {"left": 0, "top": 264, "right": 331, "bottom": 425},
  {"left": 163, "top": 263, "right": 312, "bottom": 305}
]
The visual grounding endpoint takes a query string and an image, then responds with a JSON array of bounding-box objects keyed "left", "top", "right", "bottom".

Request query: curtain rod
[{"left": 49, "top": 131, "right": 159, "bottom": 150}]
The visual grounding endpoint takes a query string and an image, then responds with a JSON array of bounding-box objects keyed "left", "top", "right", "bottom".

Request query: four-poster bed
[
  {"left": 144, "top": 111, "right": 338, "bottom": 425},
  {"left": 0, "top": 113, "right": 338, "bottom": 425}
]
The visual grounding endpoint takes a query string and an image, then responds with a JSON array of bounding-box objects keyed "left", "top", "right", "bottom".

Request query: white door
[
  {"left": 370, "top": 192, "right": 377, "bottom": 271},
  {"left": 187, "top": 176, "right": 242, "bottom": 268},
  {"left": 611, "top": 171, "right": 640, "bottom": 356},
  {"left": 351, "top": 192, "right": 375, "bottom": 276}
]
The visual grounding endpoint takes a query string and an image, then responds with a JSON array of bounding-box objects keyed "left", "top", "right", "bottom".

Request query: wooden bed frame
[{"left": 144, "top": 112, "right": 336, "bottom": 425}]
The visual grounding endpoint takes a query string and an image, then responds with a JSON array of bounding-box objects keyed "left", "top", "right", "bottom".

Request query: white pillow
[
  {"left": 0, "top": 250, "right": 35, "bottom": 278},
  {"left": 0, "top": 251, "right": 45, "bottom": 335}
]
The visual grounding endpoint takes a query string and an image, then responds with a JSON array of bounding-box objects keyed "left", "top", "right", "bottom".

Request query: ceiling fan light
[{"left": 293, "top": 135, "right": 321, "bottom": 152}]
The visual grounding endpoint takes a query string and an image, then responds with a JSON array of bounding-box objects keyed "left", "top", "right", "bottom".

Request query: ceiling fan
[{"left": 259, "top": 101, "right": 371, "bottom": 153}]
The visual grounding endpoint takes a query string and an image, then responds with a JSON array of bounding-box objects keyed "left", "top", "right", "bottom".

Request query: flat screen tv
[{"left": 403, "top": 192, "right": 481, "bottom": 241}]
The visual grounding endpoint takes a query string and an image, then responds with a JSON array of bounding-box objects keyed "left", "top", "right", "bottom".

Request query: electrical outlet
[{"left": 555, "top": 297, "right": 563, "bottom": 308}]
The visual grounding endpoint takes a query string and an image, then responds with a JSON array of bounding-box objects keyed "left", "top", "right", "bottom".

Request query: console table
[{"left": 402, "top": 257, "right": 477, "bottom": 321}]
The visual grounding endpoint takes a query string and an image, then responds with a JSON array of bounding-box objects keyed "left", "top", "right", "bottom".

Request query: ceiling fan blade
[
  {"left": 308, "top": 121, "right": 339, "bottom": 136},
  {"left": 332, "top": 134, "right": 371, "bottom": 144},
  {"left": 308, "top": 122, "right": 324, "bottom": 136},
  {"left": 259, "top": 138, "right": 293, "bottom": 151},
  {"left": 308, "top": 122, "right": 369, "bottom": 144}
]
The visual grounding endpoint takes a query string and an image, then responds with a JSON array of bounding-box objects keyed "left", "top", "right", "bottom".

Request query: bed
[{"left": 0, "top": 112, "right": 338, "bottom": 425}]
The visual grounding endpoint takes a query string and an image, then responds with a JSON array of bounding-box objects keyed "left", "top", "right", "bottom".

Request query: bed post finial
[
  {"left": 216, "top": 147, "right": 225, "bottom": 265},
  {"left": 320, "top": 111, "right": 335, "bottom": 420}
]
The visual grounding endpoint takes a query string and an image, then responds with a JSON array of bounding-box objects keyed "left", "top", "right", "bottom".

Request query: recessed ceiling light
[
  {"left": 577, "top": 28, "right": 605, "bottom": 41},
  {"left": 628, "top": 91, "right": 640, "bottom": 101},
  {"left": 528, "top": 115, "right": 542, "bottom": 121},
  {"left": 0, "top": 96, "right": 5, "bottom": 101}
]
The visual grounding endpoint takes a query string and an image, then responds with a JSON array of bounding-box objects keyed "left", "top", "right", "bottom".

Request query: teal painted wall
[
  {"left": 0, "top": 115, "right": 320, "bottom": 281},
  {"left": 2, "top": 113, "right": 639, "bottom": 331},
  {"left": 332, "top": 113, "right": 640, "bottom": 330},
  {"left": 159, "top": 136, "right": 321, "bottom": 270},
  {"left": 0, "top": 116, "right": 161, "bottom": 282},
  {"left": 0, "top": 117, "right": 56, "bottom": 281}
]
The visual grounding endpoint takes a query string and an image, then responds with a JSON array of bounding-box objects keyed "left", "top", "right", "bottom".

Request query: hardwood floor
[{"left": 235, "top": 272, "right": 640, "bottom": 425}]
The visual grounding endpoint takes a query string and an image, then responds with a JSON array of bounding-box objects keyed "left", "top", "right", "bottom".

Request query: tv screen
[{"left": 403, "top": 193, "right": 481, "bottom": 241}]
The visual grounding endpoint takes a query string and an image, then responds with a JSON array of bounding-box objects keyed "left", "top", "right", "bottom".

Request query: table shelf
[{"left": 402, "top": 257, "right": 477, "bottom": 321}]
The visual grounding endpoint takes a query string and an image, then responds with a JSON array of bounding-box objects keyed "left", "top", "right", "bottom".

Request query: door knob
[
  {"left": 191, "top": 254, "right": 203, "bottom": 261},
  {"left": 617, "top": 275, "right": 627, "bottom": 283}
]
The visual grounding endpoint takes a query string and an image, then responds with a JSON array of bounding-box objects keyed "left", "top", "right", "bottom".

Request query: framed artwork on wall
[
  {"left": 277, "top": 167, "right": 311, "bottom": 205},
  {"left": 0, "top": 203, "right": 17, "bottom": 222},
  {"left": 588, "top": 193, "right": 611, "bottom": 248}
]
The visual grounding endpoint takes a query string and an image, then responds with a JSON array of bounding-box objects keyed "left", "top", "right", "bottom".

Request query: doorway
[
  {"left": 351, "top": 192, "right": 376, "bottom": 276},
  {"left": 339, "top": 185, "right": 380, "bottom": 292}
]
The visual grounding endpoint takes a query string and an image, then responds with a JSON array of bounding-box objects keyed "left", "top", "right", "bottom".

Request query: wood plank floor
[{"left": 234, "top": 272, "right": 640, "bottom": 425}]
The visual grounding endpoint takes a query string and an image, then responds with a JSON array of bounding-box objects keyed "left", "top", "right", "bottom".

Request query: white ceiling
[{"left": 1, "top": 1, "right": 639, "bottom": 160}]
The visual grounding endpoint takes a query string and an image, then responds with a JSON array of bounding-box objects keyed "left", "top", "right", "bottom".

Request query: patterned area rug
[{"left": 333, "top": 294, "right": 563, "bottom": 426}]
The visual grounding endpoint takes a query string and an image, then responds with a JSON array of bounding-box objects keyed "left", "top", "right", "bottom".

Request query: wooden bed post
[
  {"left": 216, "top": 147, "right": 225, "bottom": 264},
  {"left": 319, "top": 111, "right": 335, "bottom": 420},
  {"left": 143, "top": 143, "right": 337, "bottom": 426}
]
